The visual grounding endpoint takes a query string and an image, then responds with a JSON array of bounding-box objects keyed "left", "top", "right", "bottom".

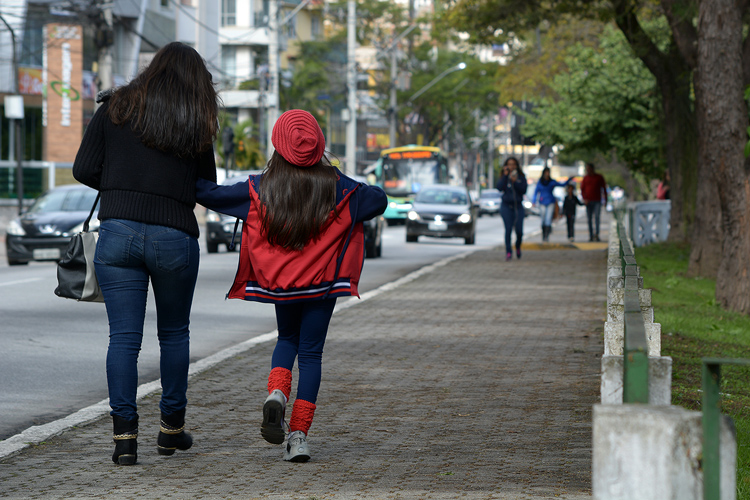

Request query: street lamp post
[{"left": 406, "top": 62, "right": 466, "bottom": 107}]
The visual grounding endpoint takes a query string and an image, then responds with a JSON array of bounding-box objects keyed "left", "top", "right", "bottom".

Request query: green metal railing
[
  {"left": 616, "top": 218, "right": 650, "bottom": 404},
  {"left": 702, "top": 358, "right": 750, "bottom": 500}
]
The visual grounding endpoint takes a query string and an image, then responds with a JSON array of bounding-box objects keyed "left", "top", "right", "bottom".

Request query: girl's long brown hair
[
  {"left": 107, "top": 42, "right": 219, "bottom": 157},
  {"left": 259, "top": 152, "right": 338, "bottom": 251}
]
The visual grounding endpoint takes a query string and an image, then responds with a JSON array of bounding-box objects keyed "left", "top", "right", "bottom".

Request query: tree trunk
[
  {"left": 696, "top": 0, "right": 750, "bottom": 313},
  {"left": 612, "top": 2, "right": 698, "bottom": 242},
  {"left": 687, "top": 82, "right": 722, "bottom": 277},
  {"left": 658, "top": 58, "right": 698, "bottom": 243}
]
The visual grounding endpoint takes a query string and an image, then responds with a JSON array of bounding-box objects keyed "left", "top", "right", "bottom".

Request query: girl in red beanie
[{"left": 196, "top": 109, "right": 387, "bottom": 461}]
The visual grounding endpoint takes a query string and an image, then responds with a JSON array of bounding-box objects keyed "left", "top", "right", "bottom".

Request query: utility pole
[
  {"left": 95, "top": 1, "right": 113, "bottom": 108},
  {"left": 387, "top": 24, "right": 416, "bottom": 149},
  {"left": 345, "top": 0, "right": 356, "bottom": 176},
  {"left": 487, "top": 114, "right": 495, "bottom": 189},
  {"left": 267, "top": 0, "right": 279, "bottom": 159},
  {"left": 389, "top": 47, "right": 397, "bottom": 149}
]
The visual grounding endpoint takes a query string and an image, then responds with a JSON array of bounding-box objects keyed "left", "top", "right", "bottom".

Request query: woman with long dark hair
[
  {"left": 496, "top": 157, "right": 528, "bottom": 261},
  {"left": 73, "top": 42, "right": 219, "bottom": 465},
  {"left": 196, "top": 109, "right": 387, "bottom": 462}
]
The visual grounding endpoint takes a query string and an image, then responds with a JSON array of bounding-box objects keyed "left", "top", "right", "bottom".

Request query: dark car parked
[
  {"left": 405, "top": 184, "right": 477, "bottom": 245},
  {"left": 204, "top": 175, "right": 248, "bottom": 253},
  {"left": 5, "top": 184, "right": 99, "bottom": 266},
  {"left": 353, "top": 175, "right": 384, "bottom": 258}
]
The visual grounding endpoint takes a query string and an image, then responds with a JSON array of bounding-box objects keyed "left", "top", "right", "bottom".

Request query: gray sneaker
[
  {"left": 283, "top": 430, "right": 311, "bottom": 462},
  {"left": 261, "top": 390, "right": 288, "bottom": 444}
]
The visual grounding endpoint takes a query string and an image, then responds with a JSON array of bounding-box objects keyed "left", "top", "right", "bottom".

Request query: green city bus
[{"left": 368, "top": 145, "right": 451, "bottom": 224}]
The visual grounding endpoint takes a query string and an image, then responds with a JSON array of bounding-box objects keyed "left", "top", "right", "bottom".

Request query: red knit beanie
[{"left": 271, "top": 110, "right": 326, "bottom": 167}]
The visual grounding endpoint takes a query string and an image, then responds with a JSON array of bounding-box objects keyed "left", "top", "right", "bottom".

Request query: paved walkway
[{"left": 0, "top": 214, "right": 609, "bottom": 499}]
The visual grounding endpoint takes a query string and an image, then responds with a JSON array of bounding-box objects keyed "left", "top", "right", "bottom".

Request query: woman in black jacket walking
[
  {"left": 73, "top": 42, "right": 219, "bottom": 465},
  {"left": 496, "top": 157, "right": 528, "bottom": 261}
]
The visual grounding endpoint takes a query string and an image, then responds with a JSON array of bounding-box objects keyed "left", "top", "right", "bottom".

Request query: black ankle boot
[
  {"left": 112, "top": 415, "right": 138, "bottom": 465},
  {"left": 157, "top": 408, "right": 193, "bottom": 456}
]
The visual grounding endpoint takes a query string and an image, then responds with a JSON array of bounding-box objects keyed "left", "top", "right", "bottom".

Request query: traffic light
[{"left": 510, "top": 101, "right": 536, "bottom": 146}]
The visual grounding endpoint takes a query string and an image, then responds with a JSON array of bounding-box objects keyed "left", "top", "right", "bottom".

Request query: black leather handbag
[{"left": 54, "top": 193, "right": 104, "bottom": 302}]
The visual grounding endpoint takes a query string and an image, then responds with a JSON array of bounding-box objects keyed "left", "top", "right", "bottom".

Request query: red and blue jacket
[{"left": 196, "top": 168, "right": 387, "bottom": 304}]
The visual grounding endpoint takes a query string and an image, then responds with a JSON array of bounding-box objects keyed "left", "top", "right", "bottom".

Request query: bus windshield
[{"left": 381, "top": 158, "right": 445, "bottom": 197}]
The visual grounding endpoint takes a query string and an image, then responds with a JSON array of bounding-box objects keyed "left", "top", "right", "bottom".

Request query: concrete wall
[{"left": 593, "top": 405, "right": 736, "bottom": 500}]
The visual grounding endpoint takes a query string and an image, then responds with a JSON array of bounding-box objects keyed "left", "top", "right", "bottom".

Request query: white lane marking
[
  {"left": 0, "top": 278, "right": 43, "bottom": 287},
  {"left": 0, "top": 248, "right": 480, "bottom": 458}
]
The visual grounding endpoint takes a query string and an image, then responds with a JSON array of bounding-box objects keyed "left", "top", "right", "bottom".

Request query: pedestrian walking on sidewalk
[
  {"left": 496, "top": 157, "right": 528, "bottom": 261},
  {"left": 580, "top": 162, "right": 608, "bottom": 242},
  {"left": 532, "top": 167, "right": 570, "bottom": 242},
  {"left": 72, "top": 42, "right": 220, "bottom": 465},
  {"left": 562, "top": 183, "right": 583, "bottom": 242},
  {"left": 196, "top": 109, "right": 387, "bottom": 462}
]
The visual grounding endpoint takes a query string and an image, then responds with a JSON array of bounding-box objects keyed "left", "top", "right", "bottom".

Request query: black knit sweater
[{"left": 72, "top": 100, "right": 217, "bottom": 238}]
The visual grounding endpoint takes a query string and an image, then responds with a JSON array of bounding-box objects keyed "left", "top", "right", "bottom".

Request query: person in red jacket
[
  {"left": 196, "top": 110, "right": 387, "bottom": 462},
  {"left": 580, "top": 162, "right": 608, "bottom": 241}
]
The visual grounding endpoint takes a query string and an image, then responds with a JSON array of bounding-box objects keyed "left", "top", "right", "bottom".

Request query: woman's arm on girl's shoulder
[
  {"left": 73, "top": 101, "right": 109, "bottom": 189},
  {"left": 197, "top": 149, "right": 218, "bottom": 183},
  {"left": 195, "top": 177, "right": 252, "bottom": 220},
  {"left": 354, "top": 183, "right": 387, "bottom": 222}
]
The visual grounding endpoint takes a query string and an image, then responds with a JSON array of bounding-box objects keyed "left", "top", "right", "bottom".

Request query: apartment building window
[
  {"left": 311, "top": 15, "right": 321, "bottom": 39},
  {"left": 221, "top": 46, "right": 237, "bottom": 87},
  {"left": 222, "top": 0, "right": 237, "bottom": 26},
  {"left": 161, "top": 0, "right": 168, "bottom": 6}
]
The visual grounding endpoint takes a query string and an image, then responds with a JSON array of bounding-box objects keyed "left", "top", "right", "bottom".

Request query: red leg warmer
[
  {"left": 289, "top": 399, "right": 316, "bottom": 435},
  {"left": 267, "top": 367, "right": 292, "bottom": 400}
]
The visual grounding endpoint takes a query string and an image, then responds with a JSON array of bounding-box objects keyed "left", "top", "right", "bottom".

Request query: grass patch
[{"left": 636, "top": 241, "right": 750, "bottom": 499}]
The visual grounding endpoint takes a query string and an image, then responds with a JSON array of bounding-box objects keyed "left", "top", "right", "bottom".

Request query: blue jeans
[
  {"left": 272, "top": 298, "right": 337, "bottom": 404},
  {"left": 500, "top": 203, "right": 525, "bottom": 254},
  {"left": 94, "top": 219, "right": 200, "bottom": 420},
  {"left": 586, "top": 201, "right": 602, "bottom": 240},
  {"left": 541, "top": 203, "right": 555, "bottom": 227}
]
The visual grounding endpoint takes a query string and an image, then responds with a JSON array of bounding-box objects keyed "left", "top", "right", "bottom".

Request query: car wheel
[
  {"left": 207, "top": 241, "right": 219, "bottom": 253},
  {"left": 375, "top": 239, "right": 382, "bottom": 257},
  {"left": 464, "top": 233, "right": 475, "bottom": 245},
  {"left": 365, "top": 239, "right": 376, "bottom": 258},
  {"left": 8, "top": 259, "right": 28, "bottom": 266},
  {"left": 406, "top": 234, "right": 418, "bottom": 243}
]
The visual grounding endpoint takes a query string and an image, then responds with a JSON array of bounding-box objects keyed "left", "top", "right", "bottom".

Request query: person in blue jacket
[
  {"left": 496, "top": 157, "right": 528, "bottom": 261},
  {"left": 533, "top": 167, "right": 571, "bottom": 242},
  {"left": 196, "top": 109, "right": 387, "bottom": 462}
]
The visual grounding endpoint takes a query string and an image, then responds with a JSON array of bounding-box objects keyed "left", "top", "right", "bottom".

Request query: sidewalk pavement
[{"left": 0, "top": 212, "right": 609, "bottom": 499}]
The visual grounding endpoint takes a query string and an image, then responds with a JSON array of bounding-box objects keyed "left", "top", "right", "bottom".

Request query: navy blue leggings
[
  {"left": 272, "top": 298, "right": 337, "bottom": 404},
  {"left": 500, "top": 203, "right": 525, "bottom": 253}
]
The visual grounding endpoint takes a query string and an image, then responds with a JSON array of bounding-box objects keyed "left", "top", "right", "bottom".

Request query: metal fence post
[{"left": 702, "top": 357, "right": 750, "bottom": 500}]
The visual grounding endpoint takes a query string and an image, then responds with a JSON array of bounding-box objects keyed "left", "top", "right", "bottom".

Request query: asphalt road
[{"left": 0, "top": 214, "right": 539, "bottom": 440}]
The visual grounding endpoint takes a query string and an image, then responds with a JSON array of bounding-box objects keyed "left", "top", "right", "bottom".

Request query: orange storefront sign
[{"left": 18, "top": 67, "right": 44, "bottom": 95}]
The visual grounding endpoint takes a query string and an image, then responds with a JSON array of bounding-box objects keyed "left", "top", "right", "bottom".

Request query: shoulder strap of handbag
[{"left": 83, "top": 193, "right": 101, "bottom": 233}]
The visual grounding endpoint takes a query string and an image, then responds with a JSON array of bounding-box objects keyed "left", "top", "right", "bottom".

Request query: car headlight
[
  {"left": 522, "top": 200, "right": 532, "bottom": 209},
  {"left": 206, "top": 212, "right": 222, "bottom": 222},
  {"left": 457, "top": 213, "right": 472, "bottom": 223},
  {"left": 7, "top": 219, "right": 25, "bottom": 236},
  {"left": 407, "top": 210, "right": 420, "bottom": 221}
]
